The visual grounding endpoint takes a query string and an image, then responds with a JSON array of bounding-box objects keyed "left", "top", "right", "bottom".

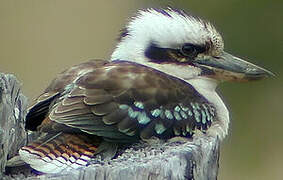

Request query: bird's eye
[{"left": 180, "top": 44, "right": 198, "bottom": 57}]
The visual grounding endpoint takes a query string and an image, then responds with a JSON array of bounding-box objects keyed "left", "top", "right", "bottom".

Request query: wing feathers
[
  {"left": 102, "top": 109, "right": 128, "bottom": 125},
  {"left": 117, "top": 117, "right": 138, "bottom": 136},
  {"left": 90, "top": 102, "right": 118, "bottom": 116},
  {"left": 84, "top": 95, "right": 113, "bottom": 105},
  {"left": 51, "top": 107, "right": 91, "bottom": 118},
  {"left": 55, "top": 102, "right": 87, "bottom": 114},
  {"left": 26, "top": 92, "right": 60, "bottom": 131},
  {"left": 62, "top": 96, "right": 84, "bottom": 106},
  {"left": 29, "top": 61, "right": 216, "bottom": 144}
]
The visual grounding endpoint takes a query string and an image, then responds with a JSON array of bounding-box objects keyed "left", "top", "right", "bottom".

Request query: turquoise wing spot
[
  {"left": 187, "top": 110, "right": 193, "bottom": 116},
  {"left": 134, "top": 101, "right": 144, "bottom": 109},
  {"left": 174, "top": 106, "right": 181, "bottom": 112},
  {"left": 137, "top": 111, "right": 151, "bottom": 124},
  {"left": 174, "top": 111, "right": 182, "bottom": 121},
  {"left": 180, "top": 105, "right": 189, "bottom": 112},
  {"left": 155, "top": 122, "right": 167, "bottom": 134},
  {"left": 151, "top": 109, "right": 161, "bottom": 117},
  {"left": 186, "top": 124, "right": 193, "bottom": 135},
  {"left": 202, "top": 104, "right": 211, "bottom": 122},
  {"left": 201, "top": 110, "right": 207, "bottom": 124},
  {"left": 190, "top": 102, "right": 196, "bottom": 109},
  {"left": 193, "top": 109, "right": 201, "bottom": 123},
  {"left": 165, "top": 110, "right": 174, "bottom": 119},
  {"left": 128, "top": 107, "right": 139, "bottom": 118},
  {"left": 180, "top": 111, "right": 188, "bottom": 119}
]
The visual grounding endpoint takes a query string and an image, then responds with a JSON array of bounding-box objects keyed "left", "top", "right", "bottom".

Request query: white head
[
  {"left": 111, "top": 8, "right": 225, "bottom": 80},
  {"left": 111, "top": 8, "right": 271, "bottom": 82}
]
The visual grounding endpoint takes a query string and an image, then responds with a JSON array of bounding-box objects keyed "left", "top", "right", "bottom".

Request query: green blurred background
[{"left": 0, "top": 0, "right": 282, "bottom": 179}]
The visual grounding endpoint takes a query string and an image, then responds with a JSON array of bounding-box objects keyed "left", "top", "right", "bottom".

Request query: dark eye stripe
[
  {"left": 145, "top": 43, "right": 176, "bottom": 63},
  {"left": 145, "top": 43, "right": 207, "bottom": 63}
]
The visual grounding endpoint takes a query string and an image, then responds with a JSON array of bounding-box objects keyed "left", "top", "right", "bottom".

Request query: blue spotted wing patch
[{"left": 116, "top": 100, "right": 216, "bottom": 139}]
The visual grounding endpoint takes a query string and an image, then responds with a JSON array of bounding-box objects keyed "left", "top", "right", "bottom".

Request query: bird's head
[{"left": 111, "top": 8, "right": 273, "bottom": 85}]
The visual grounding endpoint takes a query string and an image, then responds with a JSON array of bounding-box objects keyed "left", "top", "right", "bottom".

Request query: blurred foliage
[{"left": 0, "top": 0, "right": 282, "bottom": 179}]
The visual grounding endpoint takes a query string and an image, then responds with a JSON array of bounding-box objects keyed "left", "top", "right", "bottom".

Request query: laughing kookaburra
[{"left": 19, "top": 8, "right": 273, "bottom": 174}]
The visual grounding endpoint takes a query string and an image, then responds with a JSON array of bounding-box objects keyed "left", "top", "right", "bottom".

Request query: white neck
[{"left": 186, "top": 77, "right": 229, "bottom": 139}]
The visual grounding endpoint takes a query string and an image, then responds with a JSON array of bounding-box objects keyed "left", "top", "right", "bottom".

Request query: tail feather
[{"left": 19, "top": 133, "right": 102, "bottom": 174}]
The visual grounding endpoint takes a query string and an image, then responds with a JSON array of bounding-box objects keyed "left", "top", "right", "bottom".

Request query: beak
[{"left": 194, "top": 51, "right": 274, "bottom": 81}]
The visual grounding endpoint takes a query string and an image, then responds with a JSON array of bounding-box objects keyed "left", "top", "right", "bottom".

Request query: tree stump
[
  {"left": 0, "top": 73, "right": 28, "bottom": 179},
  {"left": 0, "top": 73, "right": 220, "bottom": 180}
]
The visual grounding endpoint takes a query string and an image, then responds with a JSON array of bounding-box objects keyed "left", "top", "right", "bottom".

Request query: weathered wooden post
[{"left": 0, "top": 73, "right": 28, "bottom": 179}]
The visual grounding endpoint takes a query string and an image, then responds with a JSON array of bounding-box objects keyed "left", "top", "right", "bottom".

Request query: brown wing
[
  {"left": 25, "top": 59, "right": 108, "bottom": 131},
  {"left": 27, "top": 60, "right": 216, "bottom": 143}
]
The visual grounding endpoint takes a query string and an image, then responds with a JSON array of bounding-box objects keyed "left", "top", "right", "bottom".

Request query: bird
[{"left": 18, "top": 7, "right": 273, "bottom": 174}]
